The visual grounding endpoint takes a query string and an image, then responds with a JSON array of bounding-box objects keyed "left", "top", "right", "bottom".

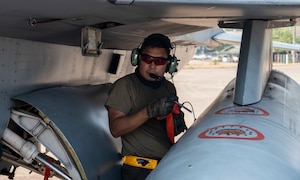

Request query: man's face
[{"left": 138, "top": 47, "right": 168, "bottom": 81}]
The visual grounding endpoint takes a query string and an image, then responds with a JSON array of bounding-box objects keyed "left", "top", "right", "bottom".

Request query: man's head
[{"left": 137, "top": 33, "right": 173, "bottom": 81}]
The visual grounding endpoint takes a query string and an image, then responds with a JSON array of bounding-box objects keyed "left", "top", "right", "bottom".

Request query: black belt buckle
[{"left": 136, "top": 158, "right": 149, "bottom": 167}]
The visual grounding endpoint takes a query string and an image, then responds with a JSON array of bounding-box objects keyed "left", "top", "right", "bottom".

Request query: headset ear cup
[
  {"left": 167, "top": 56, "right": 178, "bottom": 74},
  {"left": 131, "top": 48, "right": 140, "bottom": 66}
]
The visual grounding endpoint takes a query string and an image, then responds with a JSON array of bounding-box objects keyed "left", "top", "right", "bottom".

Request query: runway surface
[{"left": 1, "top": 62, "right": 300, "bottom": 179}]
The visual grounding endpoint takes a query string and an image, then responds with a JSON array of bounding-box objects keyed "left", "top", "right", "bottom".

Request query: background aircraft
[{"left": 1, "top": 0, "right": 300, "bottom": 179}]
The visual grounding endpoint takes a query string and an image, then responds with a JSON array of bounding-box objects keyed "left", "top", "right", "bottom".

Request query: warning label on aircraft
[
  {"left": 198, "top": 124, "right": 264, "bottom": 140},
  {"left": 215, "top": 106, "right": 269, "bottom": 116}
]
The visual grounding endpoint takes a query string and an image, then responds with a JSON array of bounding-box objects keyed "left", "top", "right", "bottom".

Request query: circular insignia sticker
[
  {"left": 215, "top": 106, "right": 269, "bottom": 116},
  {"left": 198, "top": 124, "right": 264, "bottom": 140}
]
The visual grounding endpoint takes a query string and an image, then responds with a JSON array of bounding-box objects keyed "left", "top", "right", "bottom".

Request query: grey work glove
[{"left": 147, "top": 95, "right": 178, "bottom": 118}]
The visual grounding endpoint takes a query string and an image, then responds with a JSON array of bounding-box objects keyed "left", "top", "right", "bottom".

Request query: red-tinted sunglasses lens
[{"left": 140, "top": 54, "right": 167, "bottom": 65}]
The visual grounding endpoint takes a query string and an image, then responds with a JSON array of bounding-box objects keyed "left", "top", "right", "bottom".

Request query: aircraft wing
[
  {"left": 1, "top": 0, "right": 300, "bottom": 50},
  {"left": 213, "top": 31, "right": 300, "bottom": 51}
]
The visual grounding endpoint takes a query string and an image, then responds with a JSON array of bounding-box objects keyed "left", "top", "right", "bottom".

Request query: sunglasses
[{"left": 140, "top": 54, "right": 168, "bottom": 65}]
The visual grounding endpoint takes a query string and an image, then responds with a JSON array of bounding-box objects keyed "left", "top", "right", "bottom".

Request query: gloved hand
[
  {"left": 147, "top": 95, "right": 178, "bottom": 118},
  {"left": 173, "top": 110, "right": 187, "bottom": 136}
]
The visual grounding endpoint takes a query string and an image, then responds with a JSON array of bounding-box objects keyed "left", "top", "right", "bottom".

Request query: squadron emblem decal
[
  {"left": 215, "top": 106, "right": 269, "bottom": 116},
  {"left": 198, "top": 124, "right": 264, "bottom": 140}
]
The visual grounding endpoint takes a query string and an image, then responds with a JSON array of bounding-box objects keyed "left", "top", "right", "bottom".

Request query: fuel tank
[{"left": 147, "top": 70, "right": 300, "bottom": 179}]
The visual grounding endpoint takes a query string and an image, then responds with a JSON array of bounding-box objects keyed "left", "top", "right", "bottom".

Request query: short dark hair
[{"left": 140, "top": 33, "right": 173, "bottom": 55}]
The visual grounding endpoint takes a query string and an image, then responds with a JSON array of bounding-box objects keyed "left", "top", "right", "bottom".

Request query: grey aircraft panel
[{"left": 12, "top": 84, "right": 122, "bottom": 180}]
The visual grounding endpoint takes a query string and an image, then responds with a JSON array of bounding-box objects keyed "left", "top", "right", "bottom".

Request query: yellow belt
[{"left": 123, "top": 155, "right": 158, "bottom": 170}]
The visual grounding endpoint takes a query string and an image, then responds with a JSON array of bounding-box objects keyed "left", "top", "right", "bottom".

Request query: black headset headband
[{"left": 140, "top": 33, "right": 173, "bottom": 54}]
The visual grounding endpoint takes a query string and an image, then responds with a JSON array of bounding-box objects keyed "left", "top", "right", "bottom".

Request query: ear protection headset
[{"left": 131, "top": 34, "right": 178, "bottom": 74}]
